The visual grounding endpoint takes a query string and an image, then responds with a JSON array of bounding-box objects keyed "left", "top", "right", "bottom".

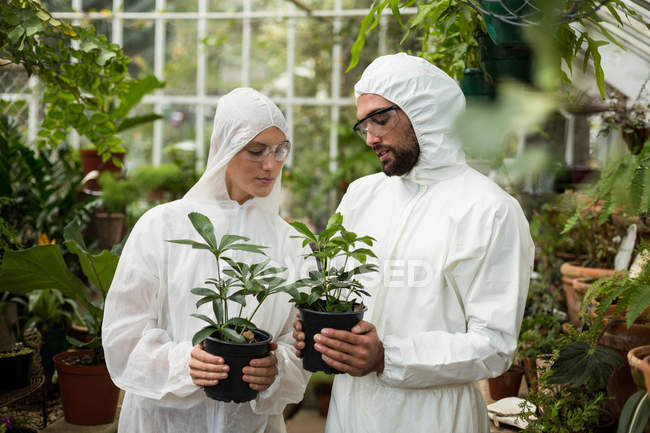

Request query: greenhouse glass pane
[
  {"left": 125, "top": 0, "right": 154, "bottom": 12},
  {"left": 250, "top": 20, "right": 287, "bottom": 99},
  {"left": 89, "top": 19, "right": 112, "bottom": 40},
  {"left": 250, "top": 0, "right": 283, "bottom": 10},
  {"left": 122, "top": 104, "right": 155, "bottom": 168},
  {"left": 167, "top": 0, "right": 198, "bottom": 12},
  {"left": 165, "top": 21, "right": 197, "bottom": 95},
  {"left": 209, "top": 0, "right": 242, "bottom": 12},
  {"left": 42, "top": 0, "right": 72, "bottom": 12},
  {"left": 162, "top": 105, "right": 196, "bottom": 165},
  {"left": 122, "top": 20, "right": 155, "bottom": 79},
  {"left": 0, "top": 64, "right": 30, "bottom": 94},
  {"left": 205, "top": 20, "right": 243, "bottom": 95},
  {"left": 82, "top": 0, "right": 111, "bottom": 12},
  {"left": 294, "top": 18, "right": 332, "bottom": 98},
  {"left": 282, "top": 105, "right": 332, "bottom": 226}
]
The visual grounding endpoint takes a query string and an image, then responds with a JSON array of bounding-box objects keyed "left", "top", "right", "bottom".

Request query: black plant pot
[
  {"left": 299, "top": 306, "right": 367, "bottom": 374},
  {"left": 202, "top": 328, "right": 272, "bottom": 403},
  {"left": 0, "top": 350, "right": 33, "bottom": 391}
]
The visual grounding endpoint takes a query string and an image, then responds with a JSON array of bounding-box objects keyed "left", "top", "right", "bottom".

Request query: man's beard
[{"left": 378, "top": 127, "right": 420, "bottom": 177}]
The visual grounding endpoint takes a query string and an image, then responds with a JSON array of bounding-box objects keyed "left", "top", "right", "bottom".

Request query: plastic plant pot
[
  {"left": 202, "top": 328, "right": 272, "bottom": 403},
  {"left": 0, "top": 349, "right": 33, "bottom": 391},
  {"left": 480, "top": 0, "right": 529, "bottom": 46},
  {"left": 300, "top": 306, "right": 367, "bottom": 374}
]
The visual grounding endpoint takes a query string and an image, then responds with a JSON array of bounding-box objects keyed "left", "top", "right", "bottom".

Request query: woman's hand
[
  {"left": 292, "top": 314, "right": 305, "bottom": 357},
  {"left": 189, "top": 343, "right": 230, "bottom": 386},
  {"left": 242, "top": 342, "right": 279, "bottom": 391}
]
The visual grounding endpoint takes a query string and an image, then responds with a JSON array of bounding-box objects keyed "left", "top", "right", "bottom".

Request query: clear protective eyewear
[
  {"left": 240, "top": 140, "right": 291, "bottom": 162},
  {"left": 353, "top": 105, "right": 401, "bottom": 141}
]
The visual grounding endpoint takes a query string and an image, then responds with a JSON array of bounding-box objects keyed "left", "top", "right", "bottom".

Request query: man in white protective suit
[{"left": 293, "top": 53, "right": 535, "bottom": 432}]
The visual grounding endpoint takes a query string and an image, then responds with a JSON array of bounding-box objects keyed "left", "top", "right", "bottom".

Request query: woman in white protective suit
[{"left": 102, "top": 88, "right": 310, "bottom": 433}]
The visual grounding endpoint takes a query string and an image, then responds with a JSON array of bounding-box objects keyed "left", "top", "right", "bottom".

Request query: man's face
[{"left": 356, "top": 94, "right": 419, "bottom": 177}]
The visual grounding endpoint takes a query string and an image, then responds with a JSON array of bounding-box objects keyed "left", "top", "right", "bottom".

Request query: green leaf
[
  {"left": 228, "top": 243, "right": 267, "bottom": 255},
  {"left": 64, "top": 221, "right": 118, "bottom": 296},
  {"left": 111, "top": 75, "right": 165, "bottom": 120},
  {"left": 116, "top": 113, "right": 162, "bottom": 132},
  {"left": 626, "top": 284, "right": 650, "bottom": 327},
  {"left": 219, "top": 327, "right": 246, "bottom": 343},
  {"left": 8, "top": 27, "right": 24, "bottom": 44},
  {"left": 616, "top": 391, "right": 649, "bottom": 433},
  {"left": 191, "top": 313, "right": 219, "bottom": 328},
  {"left": 218, "top": 234, "right": 250, "bottom": 250},
  {"left": 187, "top": 212, "right": 218, "bottom": 250},
  {"left": 549, "top": 342, "right": 623, "bottom": 388},
  {"left": 346, "top": 1, "right": 388, "bottom": 72},
  {"left": 166, "top": 239, "right": 211, "bottom": 250},
  {"left": 190, "top": 287, "right": 218, "bottom": 298},
  {"left": 0, "top": 245, "right": 100, "bottom": 319},
  {"left": 212, "top": 299, "right": 223, "bottom": 324},
  {"left": 228, "top": 290, "right": 247, "bottom": 306},
  {"left": 326, "top": 212, "right": 343, "bottom": 229},
  {"left": 289, "top": 221, "right": 318, "bottom": 243},
  {"left": 225, "top": 317, "right": 256, "bottom": 330},
  {"left": 192, "top": 326, "right": 217, "bottom": 346}
]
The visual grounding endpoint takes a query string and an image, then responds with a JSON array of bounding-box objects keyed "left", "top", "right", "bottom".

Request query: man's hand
[
  {"left": 242, "top": 342, "right": 279, "bottom": 391},
  {"left": 314, "top": 320, "right": 384, "bottom": 376},
  {"left": 292, "top": 314, "right": 305, "bottom": 358},
  {"left": 189, "top": 343, "right": 230, "bottom": 386}
]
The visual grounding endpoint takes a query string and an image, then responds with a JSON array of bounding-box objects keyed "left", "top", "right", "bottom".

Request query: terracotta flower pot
[
  {"left": 487, "top": 365, "right": 524, "bottom": 400},
  {"left": 598, "top": 322, "right": 650, "bottom": 418},
  {"left": 627, "top": 345, "right": 650, "bottom": 397},
  {"left": 80, "top": 149, "right": 125, "bottom": 191},
  {"left": 53, "top": 350, "right": 120, "bottom": 425},
  {"left": 560, "top": 262, "right": 615, "bottom": 324}
]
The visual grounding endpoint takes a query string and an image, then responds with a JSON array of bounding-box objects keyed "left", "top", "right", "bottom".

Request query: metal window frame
[{"left": 2, "top": 4, "right": 417, "bottom": 172}]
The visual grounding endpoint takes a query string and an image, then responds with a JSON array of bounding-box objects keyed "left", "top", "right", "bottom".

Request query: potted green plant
[
  {"left": 168, "top": 212, "right": 289, "bottom": 403},
  {"left": 283, "top": 212, "right": 378, "bottom": 374},
  {"left": 0, "top": 293, "right": 34, "bottom": 391},
  {"left": 0, "top": 221, "right": 121, "bottom": 425},
  {"left": 11, "top": 288, "right": 81, "bottom": 375}
]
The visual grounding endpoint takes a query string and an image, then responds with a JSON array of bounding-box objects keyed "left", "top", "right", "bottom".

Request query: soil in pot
[
  {"left": 299, "top": 305, "right": 367, "bottom": 374},
  {"left": 202, "top": 328, "right": 272, "bottom": 403},
  {"left": 0, "top": 349, "right": 33, "bottom": 391},
  {"left": 53, "top": 350, "right": 120, "bottom": 425},
  {"left": 488, "top": 365, "right": 524, "bottom": 400}
]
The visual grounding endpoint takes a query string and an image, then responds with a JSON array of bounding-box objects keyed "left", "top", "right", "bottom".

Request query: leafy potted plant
[
  {"left": 168, "top": 212, "right": 289, "bottom": 403},
  {"left": 0, "top": 221, "right": 121, "bottom": 425},
  {"left": 11, "top": 288, "right": 81, "bottom": 375},
  {"left": 283, "top": 212, "right": 378, "bottom": 374}
]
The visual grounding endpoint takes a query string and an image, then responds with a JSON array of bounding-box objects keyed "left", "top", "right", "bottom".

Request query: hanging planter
[
  {"left": 478, "top": 32, "right": 532, "bottom": 84},
  {"left": 459, "top": 68, "right": 496, "bottom": 103},
  {"left": 479, "top": 0, "right": 529, "bottom": 46}
]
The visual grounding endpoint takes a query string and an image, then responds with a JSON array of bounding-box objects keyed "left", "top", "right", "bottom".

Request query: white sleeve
[
  {"left": 102, "top": 213, "right": 198, "bottom": 400},
  {"left": 378, "top": 199, "right": 534, "bottom": 388}
]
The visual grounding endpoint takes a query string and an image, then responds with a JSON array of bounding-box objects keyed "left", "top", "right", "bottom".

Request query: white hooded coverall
[
  {"left": 325, "top": 54, "right": 535, "bottom": 433},
  {"left": 103, "top": 88, "right": 310, "bottom": 433}
]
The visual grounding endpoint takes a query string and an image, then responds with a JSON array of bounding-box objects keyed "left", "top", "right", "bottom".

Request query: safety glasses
[
  {"left": 352, "top": 105, "right": 401, "bottom": 141},
  {"left": 240, "top": 140, "right": 291, "bottom": 162}
]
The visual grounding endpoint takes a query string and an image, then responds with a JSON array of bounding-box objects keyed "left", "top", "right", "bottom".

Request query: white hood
[
  {"left": 185, "top": 87, "right": 288, "bottom": 214},
  {"left": 354, "top": 53, "right": 467, "bottom": 184}
]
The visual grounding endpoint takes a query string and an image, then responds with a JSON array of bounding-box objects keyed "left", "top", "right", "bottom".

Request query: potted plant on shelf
[
  {"left": 168, "top": 212, "right": 289, "bottom": 403},
  {"left": 0, "top": 221, "right": 121, "bottom": 425},
  {"left": 283, "top": 212, "right": 378, "bottom": 374},
  {"left": 0, "top": 293, "right": 34, "bottom": 392}
]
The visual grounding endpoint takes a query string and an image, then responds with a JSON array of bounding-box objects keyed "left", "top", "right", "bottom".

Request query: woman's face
[{"left": 225, "top": 126, "right": 287, "bottom": 204}]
